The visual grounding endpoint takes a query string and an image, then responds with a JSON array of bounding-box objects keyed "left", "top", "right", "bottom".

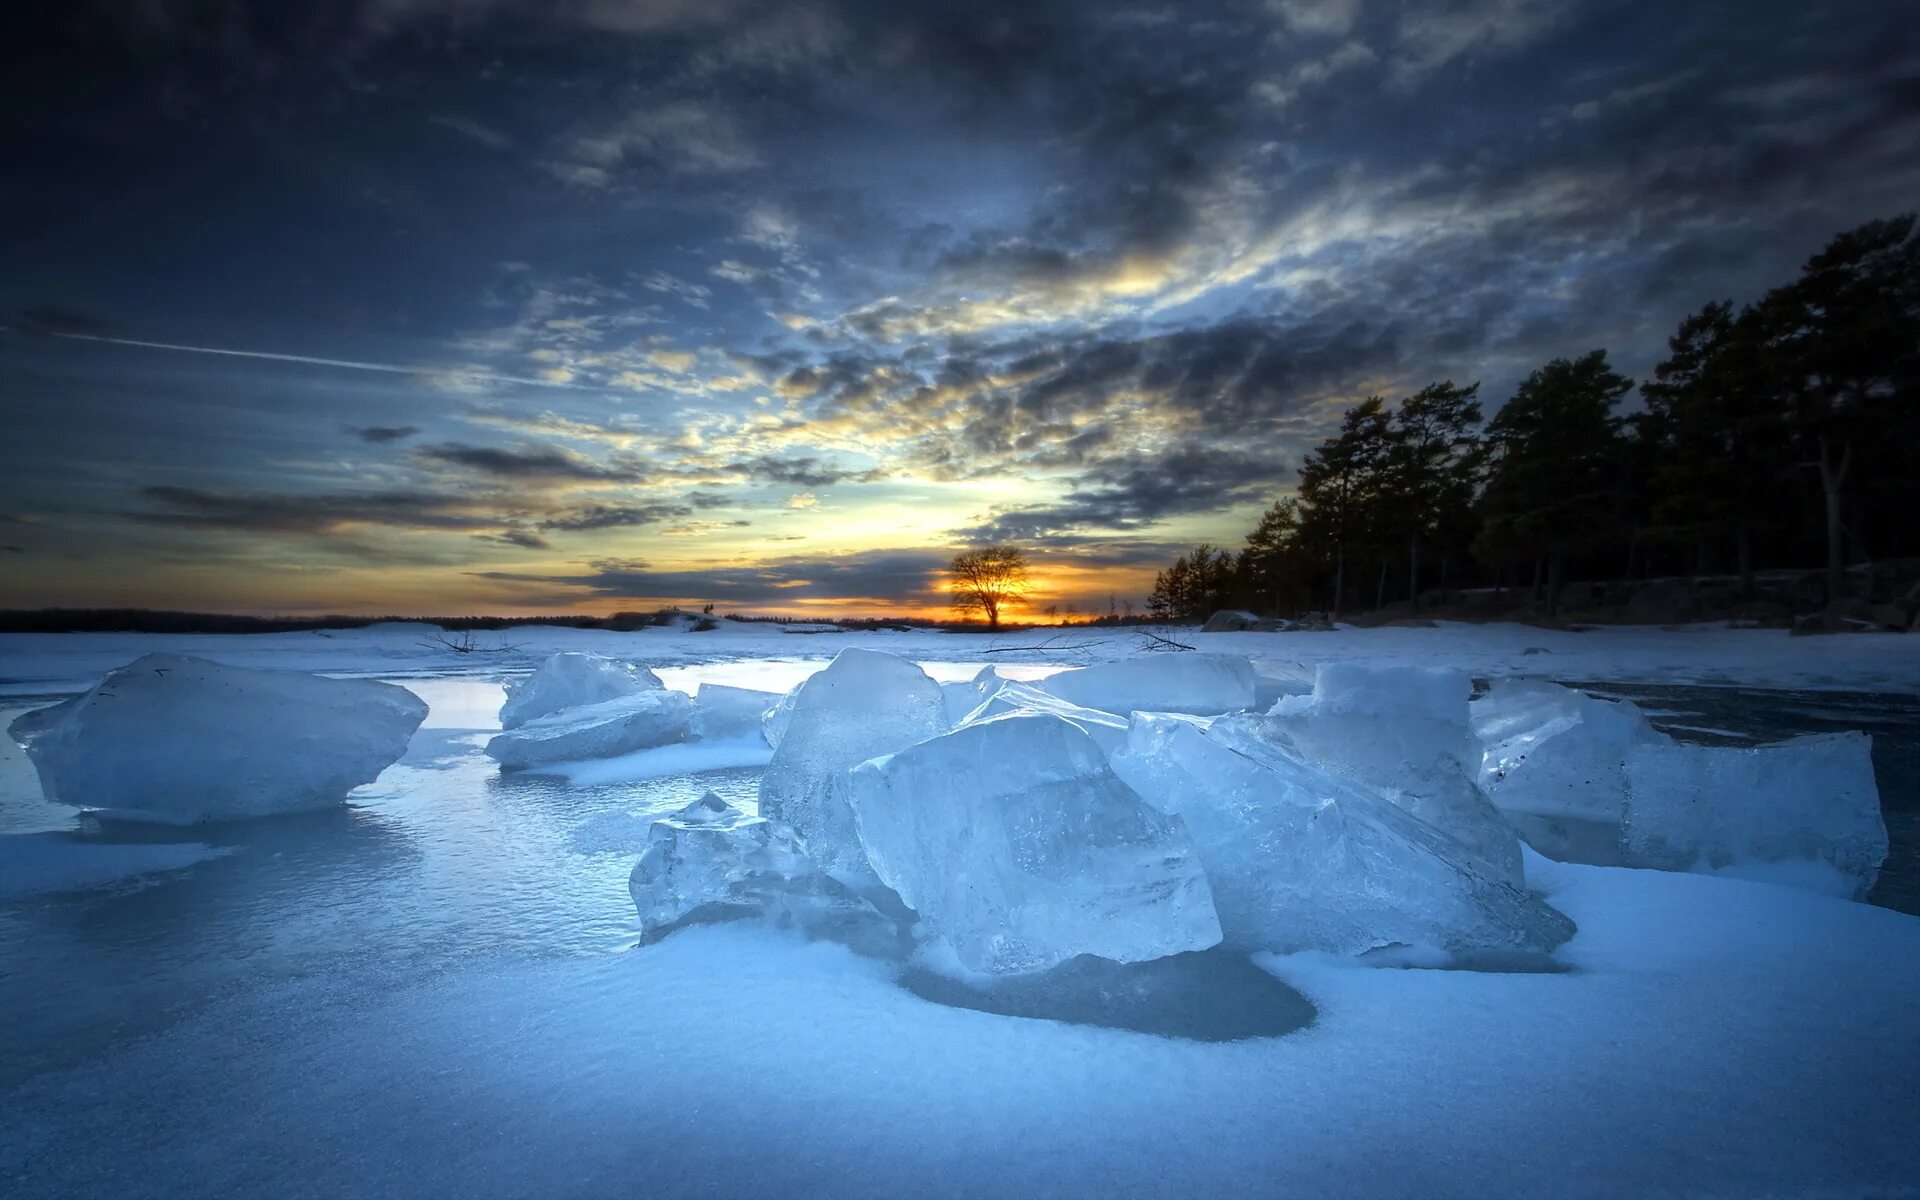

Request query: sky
[{"left": 1, "top": 0, "right": 1915, "bottom": 618}]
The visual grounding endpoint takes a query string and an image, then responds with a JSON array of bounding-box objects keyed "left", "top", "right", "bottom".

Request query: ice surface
[
  {"left": 758, "top": 648, "right": 947, "bottom": 876},
  {"left": 846, "top": 714, "right": 1221, "bottom": 975},
  {"left": 690, "top": 682, "right": 781, "bottom": 742},
  {"left": 7, "top": 653, "right": 427, "bottom": 824},
  {"left": 498, "top": 651, "right": 663, "bottom": 729},
  {"left": 485, "top": 689, "right": 695, "bottom": 770},
  {"left": 1263, "top": 664, "right": 1524, "bottom": 884},
  {"left": 1039, "top": 652, "right": 1256, "bottom": 716},
  {"left": 941, "top": 665, "right": 1012, "bottom": 725},
  {"left": 1623, "top": 732, "right": 1888, "bottom": 898},
  {"left": 0, "top": 833, "right": 230, "bottom": 902},
  {"left": 629, "top": 792, "right": 899, "bottom": 955},
  {"left": 956, "top": 680, "right": 1128, "bottom": 755},
  {"left": 761, "top": 683, "right": 799, "bottom": 750},
  {"left": 1112, "top": 713, "right": 1576, "bottom": 956},
  {"left": 1471, "top": 679, "right": 1673, "bottom": 862}
]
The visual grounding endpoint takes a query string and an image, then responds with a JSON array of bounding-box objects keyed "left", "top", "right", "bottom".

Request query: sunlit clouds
[{"left": 1, "top": 0, "right": 1914, "bottom": 615}]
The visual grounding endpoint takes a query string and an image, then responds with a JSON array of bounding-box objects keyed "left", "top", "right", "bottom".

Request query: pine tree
[
  {"left": 1388, "top": 381, "right": 1483, "bottom": 607},
  {"left": 1477, "top": 351, "right": 1632, "bottom": 618},
  {"left": 1756, "top": 215, "right": 1920, "bottom": 617},
  {"left": 1296, "top": 397, "right": 1394, "bottom": 617}
]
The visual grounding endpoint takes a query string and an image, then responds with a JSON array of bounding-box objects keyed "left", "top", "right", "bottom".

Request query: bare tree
[{"left": 949, "top": 545, "right": 1031, "bottom": 630}]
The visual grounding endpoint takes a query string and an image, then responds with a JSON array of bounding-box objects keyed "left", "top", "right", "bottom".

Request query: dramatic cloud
[{"left": 3, "top": 0, "right": 1913, "bottom": 613}]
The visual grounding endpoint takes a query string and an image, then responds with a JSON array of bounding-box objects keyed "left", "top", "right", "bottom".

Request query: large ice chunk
[
  {"left": 691, "top": 683, "right": 782, "bottom": 742},
  {"left": 957, "top": 681, "right": 1129, "bottom": 756},
  {"left": 486, "top": 689, "right": 695, "bottom": 770},
  {"left": 758, "top": 648, "right": 947, "bottom": 876},
  {"left": 761, "top": 685, "right": 799, "bottom": 750},
  {"left": 846, "top": 714, "right": 1222, "bottom": 975},
  {"left": 1263, "top": 664, "right": 1523, "bottom": 885},
  {"left": 1623, "top": 732, "right": 1887, "bottom": 898},
  {"left": 941, "top": 666, "right": 1013, "bottom": 726},
  {"left": 629, "top": 792, "right": 900, "bottom": 955},
  {"left": 1039, "top": 652, "right": 1256, "bottom": 716},
  {"left": 499, "top": 651, "right": 663, "bottom": 730},
  {"left": 1471, "top": 679, "right": 1671, "bottom": 863},
  {"left": 8, "top": 654, "right": 426, "bottom": 824},
  {"left": 1112, "top": 713, "right": 1576, "bottom": 957}
]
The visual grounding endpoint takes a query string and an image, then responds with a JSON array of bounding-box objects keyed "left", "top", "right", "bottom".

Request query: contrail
[{"left": 41, "top": 330, "right": 605, "bottom": 391}]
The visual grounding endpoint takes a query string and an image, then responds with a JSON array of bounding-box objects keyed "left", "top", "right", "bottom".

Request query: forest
[{"left": 1148, "top": 216, "right": 1920, "bottom": 627}]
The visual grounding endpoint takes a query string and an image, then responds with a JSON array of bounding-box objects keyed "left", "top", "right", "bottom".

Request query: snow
[
  {"left": 4, "top": 860, "right": 1916, "bottom": 1200},
  {"left": 1040, "top": 651, "right": 1257, "bottom": 715},
  {"left": 0, "top": 832, "right": 229, "bottom": 902},
  {"left": 1112, "top": 712, "right": 1576, "bottom": 956},
  {"left": 4, "top": 618, "right": 1919, "bottom": 699},
  {"left": 484, "top": 688, "right": 696, "bottom": 771},
  {"left": 1265, "top": 664, "right": 1523, "bottom": 884},
  {"left": 847, "top": 714, "right": 1221, "bottom": 975},
  {"left": 0, "top": 625, "right": 1914, "bottom": 1199},
  {"left": 1623, "top": 732, "right": 1889, "bottom": 897},
  {"left": 7, "top": 653, "right": 426, "bottom": 824},
  {"left": 689, "top": 682, "right": 781, "bottom": 741},
  {"left": 629, "top": 792, "right": 899, "bottom": 956},
  {"left": 498, "top": 651, "right": 663, "bottom": 730},
  {"left": 757, "top": 648, "right": 947, "bottom": 877}
]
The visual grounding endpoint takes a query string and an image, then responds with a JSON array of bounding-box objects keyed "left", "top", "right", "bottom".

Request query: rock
[
  {"left": 846, "top": 714, "right": 1222, "bottom": 975},
  {"left": 8, "top": 654, "right": 426, "bottom": 824},
  {"left": 1201, "top": 610, "right": 1263, "bottom": 633}
]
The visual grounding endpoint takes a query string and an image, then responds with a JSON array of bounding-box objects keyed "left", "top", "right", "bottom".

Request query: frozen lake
[{"left": 2, "top": 628, "right": 1918, "bottom": 1198}]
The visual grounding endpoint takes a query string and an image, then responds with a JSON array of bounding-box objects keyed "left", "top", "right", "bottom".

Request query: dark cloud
[
  {"left": 725, "top": 455, "right": 887, "bottom": 487},
  {"left": 348, "top": 424, "right": 421, "bottom": 443},
  {"left": 412, "top": 442, "right": 646, "bottom": 483},
  {"left": 4, "top": 0, "right": 1915, "bottom": 611},
  {"left": 539, "top": 502, "right": 695, "bottom": 532},
  {"left": 472, "top": 548, "right": 952, "bottom": 607},
  {"left": 480, "top": 528, "right": 551, "bottom": 550},
  {"left": 955, "top": 443, "right": 1291, "bottom": 543},
  {"left": 127, "top": 485, "right": 501, "bottom": 534}
]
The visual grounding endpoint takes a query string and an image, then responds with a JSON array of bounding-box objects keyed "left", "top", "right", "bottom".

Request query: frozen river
[{"left": 2, "top": 628, "right": 1918, "bottom": 1198}]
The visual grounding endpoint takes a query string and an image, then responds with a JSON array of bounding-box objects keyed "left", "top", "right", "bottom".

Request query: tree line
[{"left": 1148, "top": 216, "right": 1920, "bottom": 624}]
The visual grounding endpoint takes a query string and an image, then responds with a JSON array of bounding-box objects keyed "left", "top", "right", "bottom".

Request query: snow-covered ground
[
  {"left": 3, "top": 616, "right": 1918, "bottom": 696},
  {"left": 1, "top": 624, "right": 1917, "bottom": 1198}
]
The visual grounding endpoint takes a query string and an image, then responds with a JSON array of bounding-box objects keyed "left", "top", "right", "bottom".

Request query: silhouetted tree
[
  {"left": 1477, "top": 351, "right": 1632, "bottom": 617},
  {"left": 1148, "top": 544, "right": 1236, "bottom": 620},
  {"left": 949, "top": 545, "right": 1030, "bottom": 629},
  {"left": 1296, "top": 397, "right": 1395, "bottom": 617},
  {"left": 1758, "top": 215, "right": 1920, "bottom": 616},
  {"left": 1241, "top": 497, "right": 1306, "bottom": 614},
  {"left": 1640, "top": 301, "right": 1792, "bottom": 595},
  {"left": 1388, "top": 381, "right": 1484, "bottom": 607}
]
